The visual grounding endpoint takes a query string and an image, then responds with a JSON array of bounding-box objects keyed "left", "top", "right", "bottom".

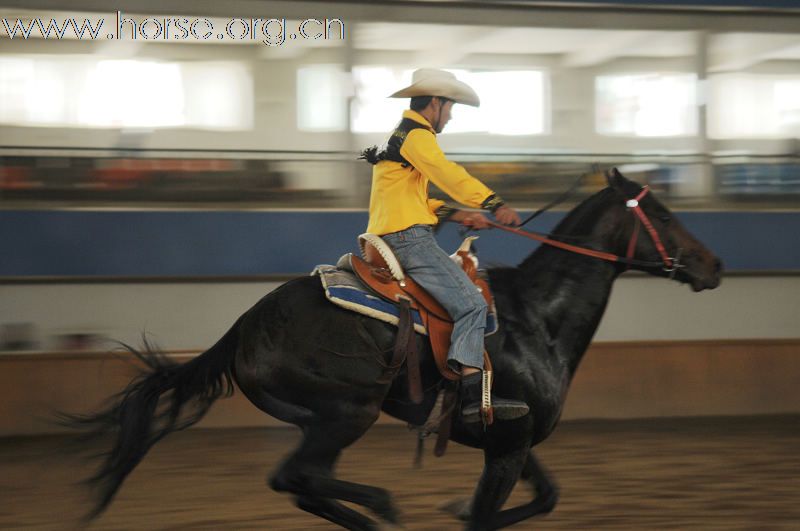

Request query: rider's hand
[
  {"left": 461, "top": 212, "right": 490, "bottom": 230},
  {"left": 494, "top": 205, "right": 521, "bottom": 227}
]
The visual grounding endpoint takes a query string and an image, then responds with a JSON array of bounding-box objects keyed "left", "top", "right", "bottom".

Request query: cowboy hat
[{"left": 389, "top": 68, "right": 480, "bottom": 107}]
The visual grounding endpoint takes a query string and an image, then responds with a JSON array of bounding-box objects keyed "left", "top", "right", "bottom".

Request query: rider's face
[{"left": 434, "top": 98, "right": 454, "bottom": 133}]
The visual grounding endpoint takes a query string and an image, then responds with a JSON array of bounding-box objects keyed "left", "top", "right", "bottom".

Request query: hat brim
[{"left": 389, "top": 78, "right": 480, "bottom": 107}]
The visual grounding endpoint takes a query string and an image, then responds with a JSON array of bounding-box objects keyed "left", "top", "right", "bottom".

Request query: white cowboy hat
[{"left": 389, "top": 68, "right": 480, "bottom": 107}]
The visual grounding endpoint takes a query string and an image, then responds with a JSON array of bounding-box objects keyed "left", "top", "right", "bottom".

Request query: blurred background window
[
  {"left": 179, "top": 62, "right": 253, "bottom": 130},
  {"left": 350, "top": 67, "right": 547, "bottom": 135},
  {"left": 595, "top": 73, "right": 698, "bottom": 137},
  {"left": 445, "top": 70, "right": 547, "bottom": 135},
  {"left": 708, "top": 74, "right": 800, "bottom": 138},
  {"left": 79, "top": 60, "right": 185, "bottom": 128},
  {"left": 0, "top": 56, "right": 71, "bottom": 126},
  {"left": 297, "top": 64, "right": 348, "bottom": 132},
  {"left": 350, "top": 66, "right": 409, "bottom": 133},
  {"left": 0, "top": 56, "right": 253, "bottom": 130}
]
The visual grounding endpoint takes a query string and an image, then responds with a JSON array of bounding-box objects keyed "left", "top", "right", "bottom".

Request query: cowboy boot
[{"left": 460, "top": 372, "right": 529, "bottom": 424}]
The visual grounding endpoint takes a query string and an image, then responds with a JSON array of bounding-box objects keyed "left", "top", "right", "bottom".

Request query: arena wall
[{"left": 1, "top": 275, "right": 797, "bottom": 436}]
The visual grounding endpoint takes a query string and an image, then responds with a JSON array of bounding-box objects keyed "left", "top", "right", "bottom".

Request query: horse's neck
[
  {"left": 516, "top": 218, "right": 621, "bottom": 376},
  {"left": 519, "top": 249, "right": 618, "bottom": 376}
]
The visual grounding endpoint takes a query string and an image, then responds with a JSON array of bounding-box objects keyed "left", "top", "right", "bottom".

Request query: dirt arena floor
[{"left": 2, "top": 415, "right": 798, "bottom": 530}]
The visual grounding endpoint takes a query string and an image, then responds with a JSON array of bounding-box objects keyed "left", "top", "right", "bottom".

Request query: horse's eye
[{"left": 659, "top": 215, "right": 671, "bottom": 224}]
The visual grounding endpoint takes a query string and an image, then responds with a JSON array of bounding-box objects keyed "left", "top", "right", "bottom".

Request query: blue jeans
[{"left": 381, "top": 224, "right": 487, "bottom": 370}]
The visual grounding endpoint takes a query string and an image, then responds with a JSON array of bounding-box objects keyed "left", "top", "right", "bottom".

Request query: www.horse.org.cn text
[{"left": 1, "top": 11, "right": 346, "bottom": 46}]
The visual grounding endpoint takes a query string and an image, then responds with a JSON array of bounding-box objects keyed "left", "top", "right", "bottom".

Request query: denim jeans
[{"left": 381, "top": 224, "right": 487, "bottom": 370}]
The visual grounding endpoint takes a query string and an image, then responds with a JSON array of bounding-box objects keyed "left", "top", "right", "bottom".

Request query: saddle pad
[{"left": 313, "top": 265, "right": 497, "bottom": 336}]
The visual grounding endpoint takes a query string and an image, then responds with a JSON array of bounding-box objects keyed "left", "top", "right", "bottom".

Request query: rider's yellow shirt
[{"left": 366, "top": 110, "right": 495, "bottom": 236}]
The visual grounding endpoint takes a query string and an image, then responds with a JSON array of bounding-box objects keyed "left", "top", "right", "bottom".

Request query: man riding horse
[{"left": 361, "top": 68, "right": 529, "bottom": 424}]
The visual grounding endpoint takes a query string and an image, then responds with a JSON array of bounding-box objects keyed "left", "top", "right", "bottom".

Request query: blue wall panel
[{"left": 0, "top": 210, "right": 797, "bottom": 278}]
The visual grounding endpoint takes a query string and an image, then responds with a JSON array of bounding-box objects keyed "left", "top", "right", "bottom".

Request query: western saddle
[{"left": 348, "top": 233, "right": 495, "bottom": 406}]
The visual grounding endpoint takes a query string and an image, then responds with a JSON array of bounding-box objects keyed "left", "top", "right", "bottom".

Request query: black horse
[{"left": 68, "top": 169, "right": 721, "bottom": 530}]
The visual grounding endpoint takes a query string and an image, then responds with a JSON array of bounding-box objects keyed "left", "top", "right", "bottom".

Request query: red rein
[{"left": 486, "top": 187, "right": 675, "bottom": 271}]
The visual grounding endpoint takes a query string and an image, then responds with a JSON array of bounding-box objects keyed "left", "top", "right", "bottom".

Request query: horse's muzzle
[{"left": 689, "top": 257, "right": 723, "bottom": 291}]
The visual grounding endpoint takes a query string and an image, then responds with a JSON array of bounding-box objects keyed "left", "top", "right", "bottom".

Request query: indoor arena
[{"left": 1, "top": 1, "right": 799, "bottom": 529}]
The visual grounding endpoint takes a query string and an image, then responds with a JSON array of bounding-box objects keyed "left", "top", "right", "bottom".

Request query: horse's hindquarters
[{"left": 233, "top": 276, "right": 398, "bottom": 425}]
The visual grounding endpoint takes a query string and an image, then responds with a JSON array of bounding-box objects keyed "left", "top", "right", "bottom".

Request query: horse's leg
[
  {"left": 441, "top": 447, "right": 560, "bottom": 523},
  {"left": 293, "top": 495, "right": 391, "bottom": 531},
  {"left": 466, "top": 449, "right": 559, "bottom": 530},
  {"left": 269, "top": 418, "right": 399, "bottom": 530},
  {"left": 519, "top": 449, "right": 559, "bottom": 514},
  {"left": 466, "top": 446, "right": 529, "bottom": 531}
]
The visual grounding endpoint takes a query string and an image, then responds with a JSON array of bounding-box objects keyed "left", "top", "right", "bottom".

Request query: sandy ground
[{"left": 1, "top": 416, "right": 799, "bottom": 530}]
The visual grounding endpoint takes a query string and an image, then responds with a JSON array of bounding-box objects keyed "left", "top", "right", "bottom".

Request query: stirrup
[
  {"left": 460, "top": 370, "right": 529, "bottom": 427},
  {"left": 481, "top": 370, "right": 494, "bottom": 427},
  {"left": 461, "top": 371, "right": 495, "bottom": 427}
]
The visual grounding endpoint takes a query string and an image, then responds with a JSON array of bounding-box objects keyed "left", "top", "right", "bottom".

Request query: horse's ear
[{"left": 605, "top": 167, "right": 626, "bottom": 190}]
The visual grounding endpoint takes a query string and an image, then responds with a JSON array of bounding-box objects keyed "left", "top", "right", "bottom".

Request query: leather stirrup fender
[{"left": 395, "top": 297, "right": 423, "bottom": 404}]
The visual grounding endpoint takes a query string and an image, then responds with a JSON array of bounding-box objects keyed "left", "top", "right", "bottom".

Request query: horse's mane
[
  {"left": 550, "top": 186, "right": 616, "bottom": 235},
  {"left": 516, "top": 186, "right": 617, "bottom": 271}
]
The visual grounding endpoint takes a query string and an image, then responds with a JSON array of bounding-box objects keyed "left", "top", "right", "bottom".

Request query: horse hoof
[{"left": 438, "top": 497, "right": 471, "bottom": 521}]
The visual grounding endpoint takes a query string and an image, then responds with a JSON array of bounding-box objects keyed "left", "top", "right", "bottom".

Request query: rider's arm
[
  {"left": 434, "top": 204, "right": 457, "bottom": 223},
  {"left": 406, "top": 130, "right": 521, "bottom": 226},
  {"left": 401, "top": 129, "right": 496, "bottom": 209}
]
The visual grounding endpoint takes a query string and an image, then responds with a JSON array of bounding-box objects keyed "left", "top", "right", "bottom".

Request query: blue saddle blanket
[{"left": 313, "top": 264, "right": 497, "bottom": 336}]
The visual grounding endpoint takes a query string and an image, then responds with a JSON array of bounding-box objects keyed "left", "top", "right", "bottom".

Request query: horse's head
[{"left": 603, "top": 168, "right": 722, "bottom": 291}]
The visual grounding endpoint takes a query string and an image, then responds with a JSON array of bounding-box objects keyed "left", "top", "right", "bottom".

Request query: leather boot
[{"left": 460, "top": 372, "right": 529, "bottom": 424}]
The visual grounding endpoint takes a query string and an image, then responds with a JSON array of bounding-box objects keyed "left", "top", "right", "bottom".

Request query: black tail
[{"left": 61, "top": 318, "right": 241, "bottom": 519}]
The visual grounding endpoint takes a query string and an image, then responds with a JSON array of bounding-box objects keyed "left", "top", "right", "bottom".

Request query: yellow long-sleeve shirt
[{"left": 366, "top": 110, "right": 495, "bottom": 235}]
